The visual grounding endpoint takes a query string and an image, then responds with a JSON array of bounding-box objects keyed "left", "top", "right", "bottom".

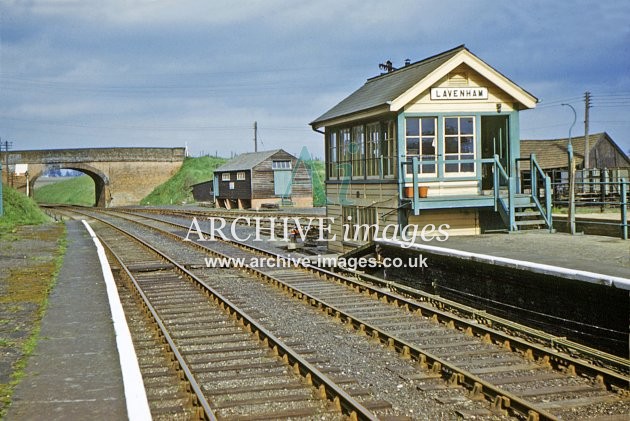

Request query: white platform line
[
  {"left": 82, "top": 220, "right": 152, "bottom": 421},
  {"left": 378, "top": 238, "right": 630, "bottom": 290}
]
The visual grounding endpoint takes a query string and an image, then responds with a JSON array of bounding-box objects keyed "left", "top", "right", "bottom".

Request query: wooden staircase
[
  {"left": 494, "top": 154, "right": 554, "bottom": 233},
  {"left": 514, "top": 196, "right": 548, "bottom": 229},
  {"left": 497, "top": 193, "right": 552, "bottom": 232}
]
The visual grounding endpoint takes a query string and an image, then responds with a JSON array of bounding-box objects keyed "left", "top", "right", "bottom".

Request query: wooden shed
[
  {"left": 190, "top": 180, "right": 214, "bottom": 202},
  {"left": 520, "top": 132, "right": 630, "bottom": 172},
  {"left": 213, "top": 149, "right": 313, "bottom": 210}
]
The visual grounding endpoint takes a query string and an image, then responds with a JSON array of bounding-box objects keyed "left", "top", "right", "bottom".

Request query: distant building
[
  {"left": 521, "top": 132, "right": 630, "bottom": 181},
  {"left": 190, "top": 180, "right": 214, "bottom": 202},
  {"left": 521, "top": 132, "right": 630, "bottom": 200},
  {"left": 213, "top": 149, "right": 313, "bottom": 210}
]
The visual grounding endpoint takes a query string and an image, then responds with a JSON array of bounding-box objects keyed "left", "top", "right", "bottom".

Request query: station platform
[
  {"left": 6, "top": 221, "right": 128, "bottom": 420},
  {"left": 428, "top": 230, "right": 630, "bottom": 281},
  {"left": 375, "top": 231, "right": 629, "bottom": 355}
]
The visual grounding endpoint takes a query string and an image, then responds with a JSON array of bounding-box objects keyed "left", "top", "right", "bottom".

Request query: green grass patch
[
  {"left": 0, "top": 184, "right": 50, "bottom": 235},
  {"left": 141, "top": 156, "right": 227, "bottom": 205},
  {"left": 140, "top": 156, "right": 327, "bottom": 207},
  {"left": 33, "top": 175, "right": 95, "bottom": 206},
  {"left": 0, "top": 224, "right": 66, "bottom": 417}
]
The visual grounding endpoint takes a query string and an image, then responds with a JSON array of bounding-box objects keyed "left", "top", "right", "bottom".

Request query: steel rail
[
  {"left": 160, "top": 225, "right": 559, "bottom": 420},
  {"left": 99, "top": 235, "right": 217, "bottom": 421},
  {"left": 80, "top": 212, "right": 379, "bottom": 421},
  {"left": 117, "top": 208, "right": 630, "bottom": 387},
  {"left": 73, "top": 208, "right": 630, "bottom": 419},
  {"left": 130, "top": 207, "right": 326, "bottom": 238},
  {"left": 127, "top": 206, "right": 320, "bottom": 221},
  {"left": 91, "top": 209, "right": 560, "bottom": 420},
  {"left": 101, "top": 208, "right": 630, "bottom": 415},
  {"left": 342, "top": 268, "right": 630, "bottom": 378}
]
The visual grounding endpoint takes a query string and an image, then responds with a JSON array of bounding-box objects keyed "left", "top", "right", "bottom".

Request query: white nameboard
[
  {"left": 14, "top": 164, "right": 29, "bottom": 175},
  {"left": 430, "top": 87, "right": 488, "bottom": 100}
]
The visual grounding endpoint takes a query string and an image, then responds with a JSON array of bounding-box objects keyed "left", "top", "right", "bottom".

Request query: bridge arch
[
  {"left": 2, "top": 147, "right": 185, "bottom": 207},
  {"left": 30, "top": 163, "right": 110, "bottom": 207}
]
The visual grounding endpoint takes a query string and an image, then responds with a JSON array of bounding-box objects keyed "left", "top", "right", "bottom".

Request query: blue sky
[{"left": 1, "top": 0, "right": 629, "bottom": 159}]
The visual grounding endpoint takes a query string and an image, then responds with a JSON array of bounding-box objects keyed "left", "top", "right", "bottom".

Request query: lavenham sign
[{"left": 430, "top": 87, "right": 488, "bottom": 100}]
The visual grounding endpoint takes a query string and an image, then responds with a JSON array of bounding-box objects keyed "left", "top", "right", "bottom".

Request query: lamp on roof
[{"left": 378, "top": 60, "right": 395, "bottom": 73}]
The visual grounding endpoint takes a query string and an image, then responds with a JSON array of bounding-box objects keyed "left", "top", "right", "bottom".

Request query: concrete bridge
[{"left": 1, "top": 147, "right": 185, "bottom": 207}]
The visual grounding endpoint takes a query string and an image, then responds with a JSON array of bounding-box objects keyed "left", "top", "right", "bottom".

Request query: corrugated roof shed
[
  {"left": 520, "top": 132, "right": 630, "bottom": 169},
  {"left": 214, "top": 150, "right": 282, "bottom": 172},
  {"left": 310, "top": 45, "right": 466, "bottom": 126}
]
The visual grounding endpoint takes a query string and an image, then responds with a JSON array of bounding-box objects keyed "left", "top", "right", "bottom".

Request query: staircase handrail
[
  {"left": 529, "top": 154, "right": 553, "bottom": 231},
  {"left": 493, "top": 155, "right": 516, "bottom": 230}
]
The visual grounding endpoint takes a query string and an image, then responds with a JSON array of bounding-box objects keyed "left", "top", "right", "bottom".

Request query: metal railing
[
  {"left": 400, "top": 156, "right": 515, "bottom": 225},
  {"left": 0, "top": 162, "right": 3, "bottom": 216},
  {"left": 401, "top": 154, "right": 553, "bottom": 233},
  {"left": 552, "top": 170, "right": 628, "bottom": 239},
  {"left": 400, "top": 156, "right": 494, "bottom": 216},
  {"left": 492, "top": 155, "right": 517, "bottom": 231},
  {"left": 516, "top": 154, "right": 553, "bottom": 231}
]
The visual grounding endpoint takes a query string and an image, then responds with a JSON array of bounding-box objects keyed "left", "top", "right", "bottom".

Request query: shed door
[{"left": 274, "top": 170, "right": 292, "bottom": 197}]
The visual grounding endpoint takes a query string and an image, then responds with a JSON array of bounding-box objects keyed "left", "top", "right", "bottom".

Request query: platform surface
[
  {"left": 6, "top": 220, "right": 126, "bottom": 420},
  {"left": 436, "top": 231, "right": 630, "bottom": 279}
]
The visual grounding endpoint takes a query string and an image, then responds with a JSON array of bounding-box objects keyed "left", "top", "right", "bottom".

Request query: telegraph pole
[
  {"left": 0, "top": 138, "right": 4, "bottom": 216},
  {"left": 253, "top": 121, "right": 258, "bottom": 152},
  {"left": 584, "top": 91, "right": 591, "bottom": 169},
  {"left": 3, "top": 139, "right": 13, "bottom": 188},
  {"left": 0, "top": 160, "right": 3, "bottom": 216}
]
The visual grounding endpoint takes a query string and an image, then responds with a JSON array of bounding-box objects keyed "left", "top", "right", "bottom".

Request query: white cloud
[{"left": 1, "top": 0, "right": 628, "bottom": 155}]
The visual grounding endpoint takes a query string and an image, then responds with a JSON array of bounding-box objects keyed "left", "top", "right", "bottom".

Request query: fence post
[
  {"left": 509, "top": 176, "right": 516, "bottom": 231},
  {"left": 0, "top": 161, "right": 3, "bottom": 217},
  {"left": 493, "top": 155, "right": 499, "bottom": 211},
  {"left": 530, "top": 154, "right": 537, "bottom": 199},
  {"left": 546, "top": 176, "right": 553, "bottom": 232},
  {"left": 621, "top": 178, "right": 627, "bottom": 240}
]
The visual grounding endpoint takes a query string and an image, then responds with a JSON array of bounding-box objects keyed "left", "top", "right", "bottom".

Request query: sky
[{"left": 1, "top": 0, "right": 629, "bottom": 159}]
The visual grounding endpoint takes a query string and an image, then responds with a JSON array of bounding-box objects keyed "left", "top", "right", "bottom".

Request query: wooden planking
[
  {"left": 252, "top": 150, "right": 313, "bottom": 199},
  {"left": 409, "top": 209, "right": 480, "bottom": 235},
  {"left": 216, "top": 170, "right": 252, "bottom": 200},
  {"left": 217, "top": 150, "right": 312, "bottom": 204},
  {"left": 405, "top": 63, "right": 518, "bottom": 113},
  {"left": 326, "top": 181, "right": 401, "bottom": 250}
]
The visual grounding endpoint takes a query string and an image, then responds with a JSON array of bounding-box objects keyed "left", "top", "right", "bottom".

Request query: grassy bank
[
  {"left": 0, "top": 184, "right": 50, "bottom": 235},
  {"left": 33, "top": 176, "right": 95, "bottom": 206},
  {"left": 141, "top": 156, "right": 227, "bottom": 205}
]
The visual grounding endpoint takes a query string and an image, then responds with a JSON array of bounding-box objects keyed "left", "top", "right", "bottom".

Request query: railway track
[
  {"left": 60, "top": 207, "right": 630, "bottom": 420},
  {"left": 85, "top": 217, "right": 380, "bottom": 420},
  {"left": 122, "top": 206, "right": 328, "bottom": 241}
]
